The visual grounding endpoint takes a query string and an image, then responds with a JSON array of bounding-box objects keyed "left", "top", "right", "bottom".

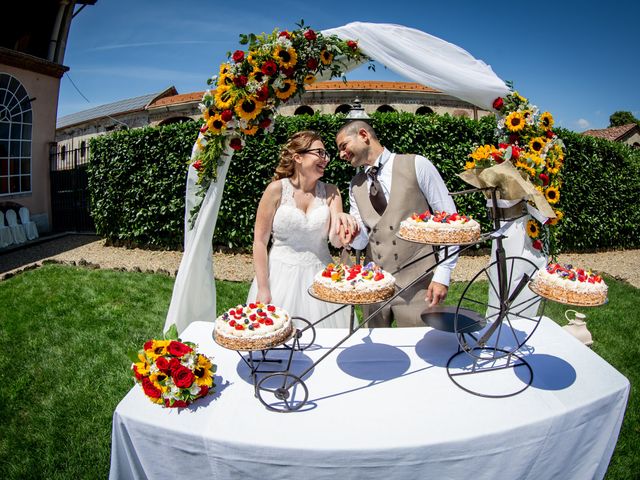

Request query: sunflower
[
  {"left": 526, "top": 219, "right": 540, "bottom": 238},
  {"left": 214, "top": 86, "right": 234, "bottom": 110},
  {"left": 464, "top": 160, "right": 476, "bottom": 170},
  {"left": 513, "top": 91, "right": 528, "bottom": 103},
  {"left": 545, "top": 186, "right": 560, "bottom": 204},
  {"left": 304, "top": 74, "right": 316, "bottom": 85},
  {"left": 528, "top": 137, "right": 547, "bottom": 154},
  {"left": 515, "top": 160, "right": 536, "bottom": 178},
  {"left": 234, "top": 97, "right": 263, "bottom": 121},
  {"left": 470, "top": 144, "right": 497, "bottom": 161},
  {"left": 320, "top": 49, "right": 333, "bottom": 65},
  {"left": 274, "top": 79, "right": 297, "bottom": 100},
  {"left": 250, "top": 69, "right": 265, "bottom": 83},
  {"left": 207, "top": 114, "right": 226, "bottom": 134},
  {"left": 146, "top": 340, "right": 170, "bottom": 360},
  {"left": 549, "top": 209, "right": 564, "bottom": 226},
  {"left": 194, "top": 354, "right": 214, "bottom": 387},
  {"left": 539, "top": 111, "right": 554, "bottom": 130},
  {"left": 218, "top": 73, "right": 234, "bottom": 87},
  {"left": 134, "top": 357, "right": 150, "bottom": 377},
  {"left": 273, "top": 46, "right": 298, "bottom": 68},
  {"left": 241, "top": 124, "right": 259, "bottom": 136},
  {"left": 505, "top": 111, "right": 525, "bottom": 132},
  {"left": 149, "top": 372, "right": 169, "bottom": 393},
  {"left": 546, "top": 157, "right": 561, "bottom": 175},
  {"left": 219, "top": 63, "right": 231, "bottom": 77}
]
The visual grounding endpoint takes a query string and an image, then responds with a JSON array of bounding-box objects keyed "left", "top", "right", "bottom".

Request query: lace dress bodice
[{"left": 270, "top": 178, "right": 332, "bottom": 265}]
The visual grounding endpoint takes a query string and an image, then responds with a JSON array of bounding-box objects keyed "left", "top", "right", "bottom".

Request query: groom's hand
[{"left": 425, "top": 281, "right": 448, "bottom": 307}]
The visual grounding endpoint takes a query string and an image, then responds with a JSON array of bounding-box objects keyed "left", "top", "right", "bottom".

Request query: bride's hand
[
  {"left": 256, "top": 288, "right": 272, "bottom": 304},
  {"left": 335, "top": 213, "right": 359, "bottom": 244}
]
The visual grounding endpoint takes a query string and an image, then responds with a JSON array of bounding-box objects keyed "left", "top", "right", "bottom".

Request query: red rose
[
  {"left": 511, "top": 145, "right": 521, "bottom": 159},
  {"left": 229, "top": 138, "right": 243, "bottom": 151},
  {"left": 199, "top": 123, "right": 208, "bottom": 134},
  {"left": 259, "top": 118, "right": 271, "bottom": 129},
  {"left": 167, "top": 341, "right": 192, "bottom": 357},
  {"left": 169, "top": 357, "right": 182, "bottom": 372},
  {"left": 261, "top": 60, "right": 277, "bottom": 76},
  {"left": 165, "top": 399, "right": 189, "bottom": 408},
  {"left": 306, "top": 58, "right": 319, "bottom": 70},
  {"left": 304, "top": 29, "right": 317, "bottom": 41},
  {"left": 347, "top": 40, "right": 358, "bottom": 50},
  {"left": 255, "top": 85, "right": 269, "bottom": 102},
  {"left": 220, "top": 109, "right": 233, "bottom": 122},
  {"left": 233, "top": 75, "right": 248, "bottom": 88},
  {"left": 539, "top": 173, "right": 549, "bottom": 186},
  {"left": 142, "top": 377, "right": 162, "bottom": 399},
  {"left": 492, "top": 97, "right": 504, "bottom": 110},
  {"left": 155, "top": 356, "right": 170, "bottom": 374},
  {"left": 281, "top": 67, "right": 295, "bottom": 78},
  {"left": 198, "top": 385, "right": 209, "bottom": 397},
  {"left": 498, "top": 143, "right": 508, "bottom": 149},
  {"left": 143, "top": 340, "right": 153, "bottom": 351},
  {"left": 279, "top": 31, "right": 291, "bottom": 39},
  {"left": 172, "top": 365, "right": 195, "bottom": 388},
  {"left": 232, "top": 50, "right": 245, "bottom": 63},
  {"left": 546, "top": 130, "right": 554, "bottom": 138},
  {"left": 532, "top": 240, "right": 543, "bottom": 250},
  {"left": 192, "top": 160, "right": 202, "bottom": 171}
]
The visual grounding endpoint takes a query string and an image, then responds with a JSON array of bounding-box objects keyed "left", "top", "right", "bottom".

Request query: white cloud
[{"left": 576, "top": 118, "right": 591, "bottom": 130}]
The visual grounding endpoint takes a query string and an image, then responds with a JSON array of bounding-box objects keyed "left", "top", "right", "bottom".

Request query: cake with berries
[
  {"left": 214, "top": 303, "right": 293, "bottom": 350},
  {"left": 398, "top": 210, "right": 481, "bottom": 244},
  {"left": 311, "top": 262, "right": 396, "bottom": 304},
  {"left": 530, "top": 263, "right": 608, "bottom": 306}
]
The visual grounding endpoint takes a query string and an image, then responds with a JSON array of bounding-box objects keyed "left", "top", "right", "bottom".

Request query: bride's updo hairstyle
[{"left": 272, "top": 130, "right": 323, "bottom": 181}]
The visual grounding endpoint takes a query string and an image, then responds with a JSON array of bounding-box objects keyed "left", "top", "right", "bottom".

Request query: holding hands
[{"left": 333, "top": 213, "right": 359, "bottom": 247}]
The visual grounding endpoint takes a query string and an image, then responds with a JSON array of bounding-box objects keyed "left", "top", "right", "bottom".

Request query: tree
[{"left": 609, "top": 111, "right": 639, "bottom": 127}]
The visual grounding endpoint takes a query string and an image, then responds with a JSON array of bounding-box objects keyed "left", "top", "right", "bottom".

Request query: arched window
[
  {"left": 0, "top": 74, "right": 32, "bottom": 195},
  {"left": 294, "top": 105, "right": 314, "bottom": 116},
  {"left": 633, "top": 142, "right": 640, "bottom": 149},
  {"left": 376, "top": 105, "right": 396, "bottom": 113},
  {"left": 335, "top": 104, "right": 351, "bottom": 114},
  {"left": 416, "top": 106, "right": 434, "bottom": 115},
  {"left": 158, "top": 116, "right": 194, "bottom": 126}
]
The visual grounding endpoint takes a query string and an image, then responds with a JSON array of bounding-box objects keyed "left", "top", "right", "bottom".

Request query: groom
[{"left": 336, "top": 120, "right": 458, "bottom": 327}]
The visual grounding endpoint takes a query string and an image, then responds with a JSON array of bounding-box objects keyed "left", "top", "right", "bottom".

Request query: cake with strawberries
[
  {"left": 214, "top": 303, "right": 293, "bottom": 350},
  {"left": 530, "top": 263, "right": 608, "bottom": 306},
  {"left": 398, "top": 210, "right": 481, "bottom": 244},
  {"left": 311, "top": 262, "right": 396, "bottom": 304}
]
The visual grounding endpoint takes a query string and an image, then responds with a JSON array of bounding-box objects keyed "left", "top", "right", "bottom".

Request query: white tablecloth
[{"left": 110, "top": 318, "right": 629, "bottom": 480}]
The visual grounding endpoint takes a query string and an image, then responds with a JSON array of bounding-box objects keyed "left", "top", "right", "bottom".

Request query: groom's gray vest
[{"left": 351, "top": 154, "right": 437, "bottom": 327}]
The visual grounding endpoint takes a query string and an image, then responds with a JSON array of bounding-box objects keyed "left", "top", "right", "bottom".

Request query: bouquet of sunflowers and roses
[
  {"left": 130, "top": 332, "right": 216, "bottom": 408},
  {"left": 189, "top": 21, "right": 369, "bottom": 222},
  {"left": 461, "top": 91, "right": 565, "bottom": 257}
]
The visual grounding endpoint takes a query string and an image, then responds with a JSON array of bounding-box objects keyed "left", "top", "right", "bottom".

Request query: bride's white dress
[{"left": 247, "top": 178, "right": 351, "bottom": 328}]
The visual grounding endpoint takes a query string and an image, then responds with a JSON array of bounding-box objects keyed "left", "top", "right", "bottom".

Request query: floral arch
[{"left": 164, "top": 22, "right": 561, "bottom": 334}]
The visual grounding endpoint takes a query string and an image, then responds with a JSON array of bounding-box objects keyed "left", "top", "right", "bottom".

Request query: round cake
[
  {"left": 398, "top": 210, "right": 481, "bottom": 244},
  {"left": 214, "top": 303, "right": 293, "bottom": 350},
  {"left": 530, "top": 263, "right": 608, "bottom": 306},
  {"left": 311, "top": 262, "right": 396, "bottom": 304}
]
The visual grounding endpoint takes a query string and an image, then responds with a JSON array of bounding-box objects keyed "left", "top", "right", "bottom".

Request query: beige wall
[
  {"left": 624, "top": 131, "right": 640, "bottom": 147},
  {"left": 1, "top": 64, "right": 61, "bottom": 232}
]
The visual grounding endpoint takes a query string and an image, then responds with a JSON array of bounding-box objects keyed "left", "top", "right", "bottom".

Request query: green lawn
[{"left": 0, "top": 264, "right": 637, "bottom": 479}]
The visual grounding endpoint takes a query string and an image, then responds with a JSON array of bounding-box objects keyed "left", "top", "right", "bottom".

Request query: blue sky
[{"left": 58, "top": 0, "right": 639, "bottom": 131}]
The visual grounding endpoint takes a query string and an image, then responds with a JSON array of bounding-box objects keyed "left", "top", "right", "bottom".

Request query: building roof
[
  {"left": 56, "top": 86, "right": 177, "bottom": 129},
  {"left": 149, "top": 91, "right": 204, "bottom": 108},
  {"left": 582, "top": 123, "right": 639, "bottom": 141}
]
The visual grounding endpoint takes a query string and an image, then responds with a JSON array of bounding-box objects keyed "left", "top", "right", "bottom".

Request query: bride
[{"left": 247, "top": 130, "right": 358, "bottom": 328}]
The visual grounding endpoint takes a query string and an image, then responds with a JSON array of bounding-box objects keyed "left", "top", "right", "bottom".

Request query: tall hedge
[{"left": 88, "top": 113, "right": 640, "bottom": 252}]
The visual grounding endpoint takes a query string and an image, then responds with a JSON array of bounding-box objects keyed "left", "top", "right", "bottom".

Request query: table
[{"left": 110, "top": 318, "right": 629, "bottom": 480}]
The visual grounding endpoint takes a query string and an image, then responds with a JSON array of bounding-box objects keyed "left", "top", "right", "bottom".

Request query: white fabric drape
[
  {"left": 322, "top": 22, "right": 510, "bottom": 111},
  {"left": 163, "top": 143, "right": 234, "bottom": 334},
  {"left": 164, "top": 23, "right": 522, "bottom": 334}
]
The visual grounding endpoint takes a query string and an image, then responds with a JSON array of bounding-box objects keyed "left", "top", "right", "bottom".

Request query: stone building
[
  {"left": 55, "top": 80, "right": 491, "bottom": 153},
  {"left": 582, "top": 123, "right": 640, "bottom": 148}
]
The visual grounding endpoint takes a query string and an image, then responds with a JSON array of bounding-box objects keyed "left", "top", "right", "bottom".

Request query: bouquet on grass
[{"left": 130, "top": 327, "right": 216, "bottom": 408}]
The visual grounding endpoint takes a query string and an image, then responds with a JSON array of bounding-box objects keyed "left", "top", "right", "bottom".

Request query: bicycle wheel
[{"left": 455, "top": 256, "right": 545, "bottom": 360}]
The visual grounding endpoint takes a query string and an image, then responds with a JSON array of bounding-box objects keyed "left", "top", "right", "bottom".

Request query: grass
[{"left": 0, "top": 264, "right": 637, "bottom": 479}]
